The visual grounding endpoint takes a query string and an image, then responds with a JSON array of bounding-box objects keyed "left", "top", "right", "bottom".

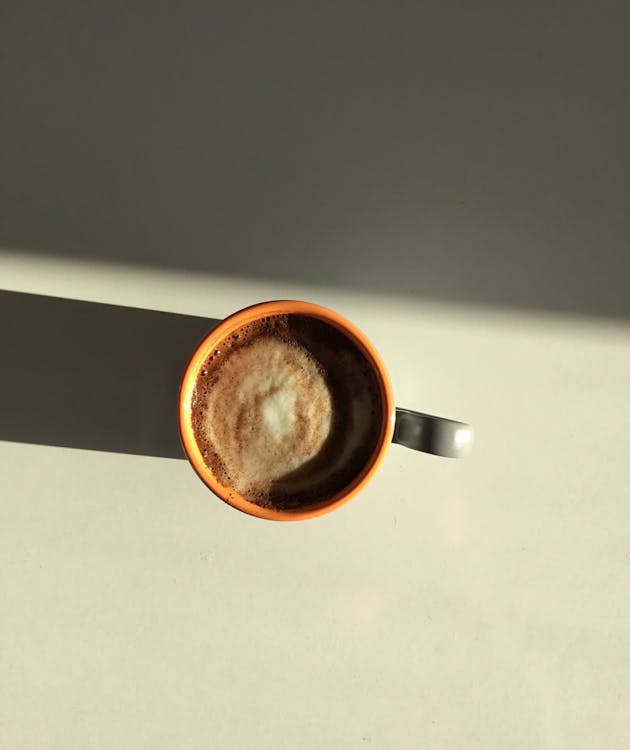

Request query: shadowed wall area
[{"left": 1, "top": 2, "right": 628, "bottom": 318}]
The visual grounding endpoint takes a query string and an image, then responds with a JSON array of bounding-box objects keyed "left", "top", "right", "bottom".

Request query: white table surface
[
  {"left": 2, "top": 250, "right": 629, "bottom": 749},
  {"left": 2, "top": 3, "right": 629, "bottom": 749}
]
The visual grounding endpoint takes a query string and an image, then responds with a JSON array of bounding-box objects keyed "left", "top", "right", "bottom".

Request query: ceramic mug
[{"left": 179, "top": 301, "right": 473, "bottom": 521}]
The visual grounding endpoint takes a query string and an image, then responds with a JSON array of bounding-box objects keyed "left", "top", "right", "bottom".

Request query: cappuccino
[{"left": 191, "top": 315, "right": 382, "bottom": 510}]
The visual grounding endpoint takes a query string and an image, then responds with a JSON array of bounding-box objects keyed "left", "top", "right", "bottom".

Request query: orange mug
[{"left": 179, "top": 301, "right": 473, "bottom": 521}]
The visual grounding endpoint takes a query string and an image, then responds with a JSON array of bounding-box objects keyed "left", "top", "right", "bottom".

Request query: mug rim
[{"left": 178, "top": 300, "right": 396, "bottom": 521}]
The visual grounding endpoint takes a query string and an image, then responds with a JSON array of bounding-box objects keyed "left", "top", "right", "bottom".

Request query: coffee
[{"left": 191, "top": 314, "right": 382, "bottom": 510}]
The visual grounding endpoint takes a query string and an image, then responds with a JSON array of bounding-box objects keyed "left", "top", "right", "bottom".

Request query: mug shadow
[{"left": 0, "top": 290, "right": 219, "bottom": 458}]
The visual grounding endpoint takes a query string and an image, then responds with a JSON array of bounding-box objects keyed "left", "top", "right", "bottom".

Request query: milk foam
[{"left": 199, "top": 337, "right": 333, "bottom": 495}]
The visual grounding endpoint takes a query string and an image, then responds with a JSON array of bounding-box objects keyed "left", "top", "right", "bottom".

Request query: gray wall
[{"left": 2, "top": 1, "right": 628, "bottom": 317}]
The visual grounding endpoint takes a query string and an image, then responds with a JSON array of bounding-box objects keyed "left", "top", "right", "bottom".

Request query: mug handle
[{"left": 393, "top": 408, "right": 473, "bottom": 458}]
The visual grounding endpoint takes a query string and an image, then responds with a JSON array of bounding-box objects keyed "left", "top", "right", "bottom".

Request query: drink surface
[{"left": 191, "top": 314, "right": 382, "bottom": 509}]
